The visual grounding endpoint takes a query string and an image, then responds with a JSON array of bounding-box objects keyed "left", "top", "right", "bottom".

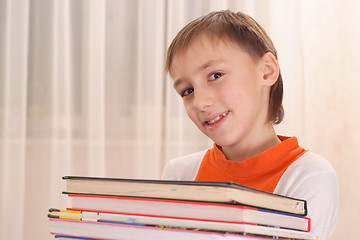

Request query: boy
[{"left": 162, "top": 10, "right": 338, "bottom": 240}]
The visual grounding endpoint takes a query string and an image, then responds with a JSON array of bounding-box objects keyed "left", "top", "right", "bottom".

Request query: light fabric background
[{"left": 0, "top": 0, "right": 358, "bottom": 239}]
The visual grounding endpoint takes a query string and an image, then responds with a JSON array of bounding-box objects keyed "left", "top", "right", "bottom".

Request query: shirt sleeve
[
  {"left": 274, "top": 152, "right": 338, "bottom": 240},
  {"left": 161, "top": 150, "right": 207, "bottom": 181}
]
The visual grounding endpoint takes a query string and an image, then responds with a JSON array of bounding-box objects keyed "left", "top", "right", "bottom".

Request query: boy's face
[{"left": 171, "top": 35, "right": 273, "bottom": 149}]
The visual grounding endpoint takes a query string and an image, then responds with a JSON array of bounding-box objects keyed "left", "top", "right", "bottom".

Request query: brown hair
[{"left": 166, "top": 10, "right": 284, "bottom": 124}]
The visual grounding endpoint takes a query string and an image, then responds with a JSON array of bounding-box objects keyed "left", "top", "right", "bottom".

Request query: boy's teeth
[
  {"left": 209, "top": 116, "right": 220, "bottom": 124},
  {"left": 206, "top": 111, "right": 229, "bottom": 125}
]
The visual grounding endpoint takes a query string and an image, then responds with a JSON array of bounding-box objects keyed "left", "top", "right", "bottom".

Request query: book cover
[
  {"left": 53, "top": 234, "right": 274, "bottom": 240},
  {"left": 53, "top": 234, "right": 273, "bottom": 240},
  {"left": 49, "top": 218, "right": 316, "bottom": 240},
  {"left": 48, "top": 208, "right": 311, "bottom": 233},
  {"left": 65, "top": 194, "right": 310, "bottom": 232},
  {"left": 62, "top": 176, "right": 307, "bottom": 216}
]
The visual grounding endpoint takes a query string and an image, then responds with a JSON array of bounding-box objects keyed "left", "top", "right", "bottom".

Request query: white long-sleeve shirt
[{"left": 162, "top": 138, "right": 338, "bottom": 240}]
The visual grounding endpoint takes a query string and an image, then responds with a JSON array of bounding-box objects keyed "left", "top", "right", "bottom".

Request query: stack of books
[{"left": 48, "top": 176, "right": 317, "bottom": 240}]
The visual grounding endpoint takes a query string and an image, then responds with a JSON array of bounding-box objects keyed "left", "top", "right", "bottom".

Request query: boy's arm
[{"left": 274, "top": 152, "right": 338, "bottom": 240}]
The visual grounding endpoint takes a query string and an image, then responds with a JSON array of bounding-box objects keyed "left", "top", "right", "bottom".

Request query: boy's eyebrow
[
  {"left": 198, "top": 59, "right": 223, "bottom": 71},
  {"left": 173, "top": 59, "right": 224, "bottom": 89},
  {"left": 173, "top": 78, "right": 184, "bottom": 89}
]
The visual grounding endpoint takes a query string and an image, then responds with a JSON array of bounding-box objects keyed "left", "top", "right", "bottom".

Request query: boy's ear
[{"left": 260, "top": 52, "right": 280, "bottom": 86}]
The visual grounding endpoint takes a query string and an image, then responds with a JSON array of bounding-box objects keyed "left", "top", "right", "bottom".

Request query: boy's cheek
[
  {"left": 186, "top": 111, "right": 203, "bottom": 128},
  {"left": 186, "top": 112, "right": 198, "bottom": 124}
]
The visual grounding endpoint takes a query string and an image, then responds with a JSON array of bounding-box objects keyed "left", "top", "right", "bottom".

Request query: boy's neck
[{"left": 220, "top": 125, "right": 281, "bottom": 162}]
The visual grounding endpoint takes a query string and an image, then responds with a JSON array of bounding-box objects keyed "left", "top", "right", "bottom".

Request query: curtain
[{"left": 1, "top": 0, "right": 359, "bottom": 239}]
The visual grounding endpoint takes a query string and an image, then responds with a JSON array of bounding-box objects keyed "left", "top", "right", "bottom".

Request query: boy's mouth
[{"left": 204, "top": 111, "right": 229, "bottom": 125}]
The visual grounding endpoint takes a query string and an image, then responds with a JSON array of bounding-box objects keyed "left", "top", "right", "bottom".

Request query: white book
[
  {"left": 66, "top": 194, "right": 310, "bottom": 232},
  {"left": 49, "top": 218, "right": 317, "bottom": 240}
]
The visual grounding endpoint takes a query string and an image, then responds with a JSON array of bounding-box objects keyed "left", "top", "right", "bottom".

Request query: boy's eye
[
  {"left": 182, "top": 88, "right": 194, "bottom": 97},
  {"left": 209, "top": 72, "right": 222, "bottom": 81}
]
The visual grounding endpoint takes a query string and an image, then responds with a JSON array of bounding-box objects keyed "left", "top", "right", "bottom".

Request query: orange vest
[{"left": 195, "top": 136, "right": 306, "bottom": 193}]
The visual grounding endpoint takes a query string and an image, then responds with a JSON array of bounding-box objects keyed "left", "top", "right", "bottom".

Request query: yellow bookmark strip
[
  {"left": 60, "top": 209, "right": 82, "bottom": 214},
  {"left": 59, "top": 216, "right": 82, "bottom": 221}
]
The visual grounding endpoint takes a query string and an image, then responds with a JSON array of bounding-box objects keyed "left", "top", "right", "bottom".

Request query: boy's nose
[{"left": 192, "top": 87, "right": 214, "bottom": 111}]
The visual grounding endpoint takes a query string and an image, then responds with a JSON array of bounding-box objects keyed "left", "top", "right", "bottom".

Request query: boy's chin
[
  {"left": 208, "top": 135, "right": 242, "bottom": 148},
  {"left": 206, "top": 136, "right": 230, "bottom": 148}
]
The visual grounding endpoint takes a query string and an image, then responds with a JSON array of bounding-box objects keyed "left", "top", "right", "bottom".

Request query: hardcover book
[
  {"left": 49, "top": 218, "right": 316, "bottom": 240},
  {"left": 63, "top": 176, "right": 307, "bottom": 216},
  {"left": 65, "top": 194, "right": 310, "bottom": 232}
]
